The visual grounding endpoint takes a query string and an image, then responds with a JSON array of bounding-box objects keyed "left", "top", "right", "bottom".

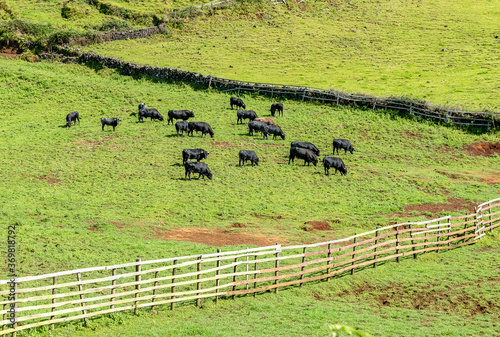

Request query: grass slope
[
  {"left": 83, "top": 0, "right": 500, "bottom": 110},
  {"left": 0, "top": 58, "right": 498, "bottom": 278},
  {"left": 20, "top": 238, "right": 500, "bottom": 336}
]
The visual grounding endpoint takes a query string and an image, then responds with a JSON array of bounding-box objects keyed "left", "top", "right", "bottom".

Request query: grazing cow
[
  {"left": 291, "top": 141, "right": 320, "bottom": 156},
  {"left": 267, "top": 125, "right": 285, "bottom": 140},
  {"left": 175, "top": 121, "right": 189, "bottom": 137},
  {"left": 101, "top": 118, "right": 121, "bottom": 131},
  {"left": 230, "top": 97, "right": 246, "bottom": 110},
  {"left": 288, "top": 147, "right": 318, "bottom": 166},
  {"left": 187, "top": 122, "right": 214, "bottom": 138},
  {"left": 66, "top": 111, "right": 80, "bottom": 127},
  {"left": 138, "top": 103, "right": 163, "bottom": 122},
  {"left": 239, "top": 150, "right": 259, "bottom": 166},
  {"left": 332, "top": 138, "right": 354, "bottom": 155},
  {"left": 182, "top": 149, "right": 209, "bottom": 165},
  {"left": 253, "top": 117, "right": 275, "bottom": 126},
  {"left": 167, "top": 110, "right": 195, "bottom": 125},
  {"left": 270, "top": 103, "right": 283, "bottom": 117},
  {"left": 184, "top": 161, "right": 212, "bottom": 181},
  {"left": 248, "top": 120, "right": 269, "bottom": 136},
  {"left": 323, "top": 157, "right": 347, "bottom": 176},
  {"left": 237, "top": 110, "right": 258, "bottom": 124}
]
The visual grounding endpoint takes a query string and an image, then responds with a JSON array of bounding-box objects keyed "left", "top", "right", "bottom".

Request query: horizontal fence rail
[
  {"left": 37, "top": 52, "right": 499, "bottom": 129},
  {"left": 1, "top": 198, "right": 499, "bottom": 335}
]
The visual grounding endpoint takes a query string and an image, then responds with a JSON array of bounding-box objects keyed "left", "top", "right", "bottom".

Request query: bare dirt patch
[
  {"left": 464, "top": 142, "right": 500, "bottom": 157},
  {"left": 0, "top": 46, "right": 22, "bottom": 59},
  {"left": 301, "top": 221, "right": 333, "bottom": 231},
  {"left": 332, "top": 280, "right": 500, "bottom": 316},
  {"left": 212, "top": 142, "right": 237, "bottom": 149},
  {"left": 37, "top": 174, "right": 61, "bottom": 185},
  {"left": 381, "top": 197, "right": 475, "bottom": 218},
  {"left": 149, "top": 227, "right": 283, "bottom": 247}
]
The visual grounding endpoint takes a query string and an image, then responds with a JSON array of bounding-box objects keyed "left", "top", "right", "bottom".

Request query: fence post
[
  {"left": 171, "top": 259, "right": 177, "bottom": 311},
  {"left": 232, "top": 257, "right": 238, "bottom": 300},
  {"left": 275, "top": 244, "right": 280, "bottom": 294},
  {"left": 336, "top": 95, "right": 340, "bottom": 106},
  {"left": 215, "top": 249, "right": 221, "bottom": 304},
  {"left": 351, "top": 235, "right": 357, "bottom": 275},
  {"left": 11, "top": 283, "right": 16, "bottom": 337},
  {"left": 253, "top": 254, "right": 258, "bottom": 298},
  {"left": 302, "top": 88, "right": 307, "bottom": 102},
  {"left": 326, "top": 243, "right": 332, "bottom": 281},
  {"left": 488, "top": 202, "right": 493, "bottom": 232},
  {"left": 152, "top": 270, "right": 159, "bottom": 313},
  {"left": 409, "top": 102, "right": 413, "bottom": 116},
  {"left": 197, "top": 255, "right": 202, "bottom": 308},
  {"left": 2, "top": 303, "right": 5, "bottom": 331},
  {"left": 373, "top": 227, "right": 379, "bottom": 268},
  {"left": 462, "top": 219, "right": 468, "bottom": 244},
  {"left": 396, "top": 228, "right": 400, "bottom": 263},
  {"left": 135, "top": 259, "right": 141, "bottom": 315},
  {"left": 237, "top": 85, "right": 241, "bottom": 96},
  {"left": 110, "top": 268, "right": 116, "bottom": 310},
  {"left": 208, "top": 75, "right": 212, "bottom": 88},
  {"left": 51, "top": 276, "right": 57, "bottom": 330},
  {"left": 245, "top": 248, "right": 249, "bottom": 295},
  {"left": 300, "top": 247, "right": 307, "bottom": 287},
  {"left": 410, "top": 225, "right": 416, "bottom": 259},
  {"left": 436, "top": 220, "right": 440, "bottom": 254},
  {"left": 76, "top": 273, "right": 87, "bottom": 326},
  {"left": 373, "top": 99, "right": 377, "bottom": 110}
]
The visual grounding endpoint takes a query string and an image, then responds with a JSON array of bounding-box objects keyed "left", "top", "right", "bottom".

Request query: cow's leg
[{"left": 102, "top": 124, "right": 105, "bottom": 131}]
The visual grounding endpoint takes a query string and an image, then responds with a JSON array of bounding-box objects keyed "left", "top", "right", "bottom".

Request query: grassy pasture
[
  {"left": 17, "top": 239, "right": 500, "bottom": 336},
  {"left": 0, "top": 58, "right": 499, "bottom": 277},
  {"left": 83, "top": 0, "right": 500, "bottom": 110}
]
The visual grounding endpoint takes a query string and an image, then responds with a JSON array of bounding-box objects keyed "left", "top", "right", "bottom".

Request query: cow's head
[
  {"left": 206, "top": 171, "right": 213, "bottom": 180},
  {"left": 189, "top": 111, "right": 195, "bottom": 117},
  {"left": 158, "top": 114, "right": 164, "bottom": 121},
  {"left": 139, "top": 103, "right": 146, "bottom": 110},
  {"left": 203, "top": 151, "right": 210, "bottom": 159}
]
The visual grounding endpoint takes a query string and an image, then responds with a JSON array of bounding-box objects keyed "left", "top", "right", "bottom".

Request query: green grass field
[
  {"left": 82, "top": 0, "right": 500, "bottom": 110},
  {"left": 1, "top": 0, "right": 500, "bottom": 335}
]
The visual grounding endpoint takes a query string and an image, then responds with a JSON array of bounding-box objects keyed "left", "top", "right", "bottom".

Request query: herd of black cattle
[{"left": 65, "top": 97, "right": 354, "bottom": 180}]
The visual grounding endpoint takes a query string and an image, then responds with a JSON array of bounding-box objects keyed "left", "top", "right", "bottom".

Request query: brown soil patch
[
  {"left": 464, "top": 141, "right": 500, "bottom": 157},
  {"left": 333, "top": 280, "right": 500, "bottom": 316},
  {"left": 37, "top": 174, "right": 61, "bottom": 185},
  {"left": 403, "top": 131, "right": 422, "bottom": 138},
  {"left": 212, "top": 142, "right": 237, "bottom": 149},
  {"left": 381, "top": 197, "right": 475, "bottom": 218},
  {"left": 0, "top": 46, "right": 22, "bottom": 59},
  {"left": 251, "top": 214, "right": 284, "bottom": 220},
  {"left": 149, "top": 227, "right": 283, "bottom": 247},
  {"left": 262, "top": 143, "right": 285, "bottom": 147},
  {"left": 301, "top": 221, "right": 333, "bottom": 231}
]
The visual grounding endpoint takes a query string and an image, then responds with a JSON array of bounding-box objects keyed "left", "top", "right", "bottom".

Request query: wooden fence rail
[{"left": 0, "top": 197, "right": 499, "bottom": 336}]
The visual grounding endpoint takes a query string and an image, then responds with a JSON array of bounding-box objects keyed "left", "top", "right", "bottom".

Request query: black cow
[
  {"left": 138, "top": 103, "right": 163, "bottom": 122},
  {"left": 333, "top": 138, "right": 354, "bottom": 155},
  {"left": 182, "top": 149, "right": 209, "bottom": 165},
  {"left": 288, "top": 147, "right": 318, "bottom": 166},
  {"left": 66, "top": 111, "right": 80, "bottom": 127},
  {"left": 248, "top": 120, "right": 269, "bottom": 136},
  {"left": 175, "top": 121, "right": 189, "bottom": 137},
  {"left": 270, "top": 103, "right": 283, "bottom": 117},
  {"left": 101, "top": 118, "right": 121, "bottom": 131},
  {"left": 167, "top": 110, "right": 195, "bottom": 125},
  {"left": 230, "top": 97, "right": 246, "bottom": 110},
  {"left": 239, "top": 150, "right": 259, "bottom": 166},
  {"left": 267, "top": 125, "right": 285, "bottom": 140},
  {"left": 187, "top": 122, "right": 214, "bottom": 138},
  {"left": 237, "top": 110, "right": 258, "bottom": 124},
  {"left": 291, "top": 141, "right": 320, "bottom": 156},
  {"left": 184, "top": 161, "right": 212, "bottom": 181},
  {"left": 323, "top": 157, "right": 347, "bottom": 176}
]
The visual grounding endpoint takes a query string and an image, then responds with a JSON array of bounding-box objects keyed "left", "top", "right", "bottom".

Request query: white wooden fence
[{"left": 1, "top": 197, "right": 499, "bottom": 336}]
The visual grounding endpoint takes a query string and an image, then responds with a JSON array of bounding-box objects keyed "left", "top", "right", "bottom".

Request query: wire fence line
[{"left": 1, "top": 197, "right": 499, "bottom": 336}]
